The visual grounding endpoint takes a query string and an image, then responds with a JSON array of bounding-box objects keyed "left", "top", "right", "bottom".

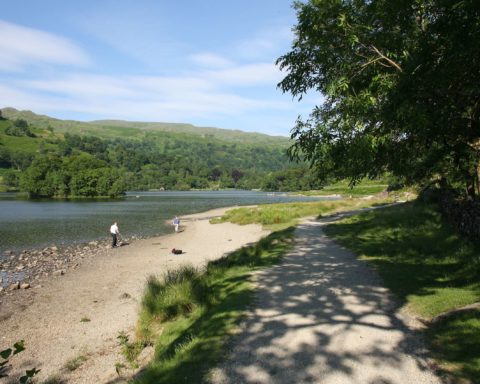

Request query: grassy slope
[
  {"left": 212, "top": 195, "right": 402, "bottom": 231},
  {"left": 0, "top": 120, "right": 57, "bottom": 154},
  {"left": 1, "top": 108, "right": 289, "bottom": 147},
  {"left": 324, "top": 202, "right": 480, "bottom": 383}
]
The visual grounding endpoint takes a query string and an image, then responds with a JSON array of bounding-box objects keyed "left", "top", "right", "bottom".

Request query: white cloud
[
  {"left": 25, "top": 75, "right": 137, "bottom": 97},
  {"left": 3, "top": 68, "right": 292, "bottom": 125},
  {"left": 235, "top": 25, "right": 294, "bottom": 61},
  {"left": 208, "top": 63, "right": 283, "bottom": 87},
  {"left": 0, "top": 20, "right": 90, "bottom": 72},
  {"left": 189, "top": 53, "right": 233, "bottom": 69}
]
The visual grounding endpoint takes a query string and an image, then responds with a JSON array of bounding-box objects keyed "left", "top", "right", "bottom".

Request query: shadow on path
[{"left": 210, "top": 213, "right": 441, "bottom": 384}]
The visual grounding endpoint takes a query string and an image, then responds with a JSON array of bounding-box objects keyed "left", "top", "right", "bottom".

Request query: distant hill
[
  {"left": 0, "top": 107, "right": 324, "bottom": 195},
  {"left": 0, "top": 107, "right": 290, "bottom": 147}
]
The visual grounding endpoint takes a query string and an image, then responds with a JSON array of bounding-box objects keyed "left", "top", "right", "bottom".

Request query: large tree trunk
[{"left": 466, "top": 176, "right": 476, "bottom": 199}]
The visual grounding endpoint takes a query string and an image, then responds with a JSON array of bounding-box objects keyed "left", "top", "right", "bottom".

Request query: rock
[
  {"left": 53, "top": 270, "right": 65, "bottom": 277},
  {"left": 51, "top": 246, "right": 58, "bottom": 251},
  {"left": 16, "top": 265, "right": 25, "bottom": 271},
  {"left": 4, "top": 250, "right": 14, "bottom": 256},
  {"left": 20, "top": 283, "right": 30, "bottom": 289},
  {"left": 0, "top": 287, "right": 3, "bottom": 293},
  {"left": 9, "top": 282, "right": 20, "bottom": 290}
]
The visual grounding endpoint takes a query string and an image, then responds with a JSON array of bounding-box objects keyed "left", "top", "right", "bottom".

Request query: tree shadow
[{"left": 210, "top": 217, "right": 442, "bottom": 383}]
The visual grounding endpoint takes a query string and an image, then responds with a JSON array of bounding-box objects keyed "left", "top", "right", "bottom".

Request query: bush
[{"left": 142, "top": 266, "right": 208, "bottom": 321}]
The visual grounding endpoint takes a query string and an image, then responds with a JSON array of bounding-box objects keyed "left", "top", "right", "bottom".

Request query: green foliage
[
  {"left": 5, "top": 119, "right": 36, "bottom": 137},
  {"left": 0, "top": 341, "right": 40, "bottom": 383},
  {"left": 18, "top": 153, "right": 126, "bottom": 198},
  {"left": 135, "top": 228, "right": 294, "bottom": 384},
  {"left": 0, "top": 169, "right": 20, "bottom": 190},
  {"left": 324, "top": 202, "right": 480, "bottom": 382},
  {"left": 278, "top": 0, "right": 480, "bottom": 197},
  {"left": 262, "top": 166, "right": 324, "bottom": 191},
  {"left": 0, "top": 112, "right": 296, "bottom": 193}
]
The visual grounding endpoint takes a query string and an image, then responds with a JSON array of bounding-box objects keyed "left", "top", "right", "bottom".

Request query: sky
[{"left": 0, "top": 0, "right": 321, "bottom": 136}]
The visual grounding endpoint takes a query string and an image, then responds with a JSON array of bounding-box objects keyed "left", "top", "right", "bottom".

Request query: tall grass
[
  {"left": 325, "top": 201, "right": 480, "bottom": 383},
  {"left": 134, "top": 227, "right": 295, "bottom": 384}
]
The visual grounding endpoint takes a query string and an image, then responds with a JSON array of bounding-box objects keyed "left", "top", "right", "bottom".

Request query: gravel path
[{"left": 210, "top": 213, "right": 441, "bottom": 384}]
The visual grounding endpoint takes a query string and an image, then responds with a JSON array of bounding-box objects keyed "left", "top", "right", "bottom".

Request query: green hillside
[
  {"left": 0, "top": 108, "right": 321, "bottom": 197},
  {"left": 0, "top": 108, "right": 290, "bottom": 147}
]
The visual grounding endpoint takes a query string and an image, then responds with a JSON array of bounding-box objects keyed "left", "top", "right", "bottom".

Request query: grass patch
[
  {"left": 428, "top": 309, "right": 480, "bottom": 383},
  {"left": 133, "top": 227, "right": 295, "bottom": 384},
  {"left": 212, "top": 195, "right": 401, "bottom": 230},
  {"left": 117, "top": 331, "right": 150, "bottom": 369},
  {"left": 325, "top": 201, "right": 480, "bottom": 382},
  {"left": 64, "top": 354, "right": 88, "bottom": 372},
  {"left": 40, "top": 375, "right": 64, "bottom": 384},
  {"left": 295, "top": 179, "right": 389, "bottom": 197},
  {"left": 80, "top": 317, "right": 90, "bottom": 322}
]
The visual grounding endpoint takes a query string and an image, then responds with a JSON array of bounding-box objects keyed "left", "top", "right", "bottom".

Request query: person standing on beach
[
  {"left": 172, "top": 216, "right": 180, "bottom": 232},
  {"left": 110, "top": 222, "right": 120, "bottom": 248}
]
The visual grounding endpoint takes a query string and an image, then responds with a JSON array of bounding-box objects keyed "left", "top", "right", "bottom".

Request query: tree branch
[{"left": 370, "top": 45, "right": 403, "bottom": 72}]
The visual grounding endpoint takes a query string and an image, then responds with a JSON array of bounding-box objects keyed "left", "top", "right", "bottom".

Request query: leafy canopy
[{"left": 277, "top": 0, "right": 480, "bottom": 196}]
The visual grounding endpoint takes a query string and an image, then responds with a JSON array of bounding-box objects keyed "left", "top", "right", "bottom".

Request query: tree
[
  {"left": 231, "top": 169, "right": 245, "bottom": 185},
  {"left": 277, "top": 0, "right": 480, "bottom": 197},
  {"left": 19, "top": 154, "right": 63, "bottom": 197}
]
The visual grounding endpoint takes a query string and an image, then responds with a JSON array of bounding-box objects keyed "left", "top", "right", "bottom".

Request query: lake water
[{"left": 0, "top": 190, "right": 332, "bottom": 256}]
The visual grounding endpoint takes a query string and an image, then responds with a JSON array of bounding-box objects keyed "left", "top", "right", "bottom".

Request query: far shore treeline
[{"left": 0, "top": 108, "right": 324, "bottom": 198}]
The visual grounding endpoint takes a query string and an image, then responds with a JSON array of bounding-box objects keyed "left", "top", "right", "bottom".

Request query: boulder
[
  {"left": 20, "top": 283, "right": 30, "bottom": 289},
  {"left": 9, "top": 282, "right": 20, "bottom": 290}
]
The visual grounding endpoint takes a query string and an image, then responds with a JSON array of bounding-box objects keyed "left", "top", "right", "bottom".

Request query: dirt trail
[
  {"left": 1, "top": 207, "right": 269, "bottom": 384},
  {"left": 210, "top": 213, "right": 441, "bottom": 384}
]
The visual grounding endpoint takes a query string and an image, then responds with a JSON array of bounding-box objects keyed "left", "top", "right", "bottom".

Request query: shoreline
[
  {"left": 1, "top": 205, "right": 270, "bottom": 383},
  {"left": 0, "top": 205, "right": 247, "bottom": 292}
]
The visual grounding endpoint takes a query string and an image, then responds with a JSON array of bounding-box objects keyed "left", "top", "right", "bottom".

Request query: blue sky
[{"left": 0, "top": 0, "right": 320, "bottom": 136}]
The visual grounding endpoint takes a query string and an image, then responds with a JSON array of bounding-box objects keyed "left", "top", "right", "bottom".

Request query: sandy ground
[
  {"left": 1, "top": 207, "right": 269, "bottom": 384},
  {"left": 210, "top": 212, "right": 442, "bottom": 384}
]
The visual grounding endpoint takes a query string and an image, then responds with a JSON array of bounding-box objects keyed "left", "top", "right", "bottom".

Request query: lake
[{"left": 0, "top": 190, "right": 332, "bottom": 256}]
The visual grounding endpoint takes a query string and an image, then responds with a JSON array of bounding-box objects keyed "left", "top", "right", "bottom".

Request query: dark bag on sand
[{"left": 171, "top": 248, "right": 183, "bottom": 254}]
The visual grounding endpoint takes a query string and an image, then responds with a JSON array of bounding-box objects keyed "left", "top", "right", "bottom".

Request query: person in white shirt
[
  {"left": 172, "top": 216, "right": 180, "bottom": 232},
  {"left": 110, "top": 222, "right": 120, "bottom": 248}
]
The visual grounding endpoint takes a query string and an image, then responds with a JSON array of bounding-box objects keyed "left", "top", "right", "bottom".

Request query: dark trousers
[{"left": 111, "top": 233, "right": 117, "bottom": 247}]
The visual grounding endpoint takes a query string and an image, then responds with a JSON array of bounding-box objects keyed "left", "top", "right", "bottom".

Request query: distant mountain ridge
[{"left": 0, "top": 107, "right": 290, "bottom": 146}]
